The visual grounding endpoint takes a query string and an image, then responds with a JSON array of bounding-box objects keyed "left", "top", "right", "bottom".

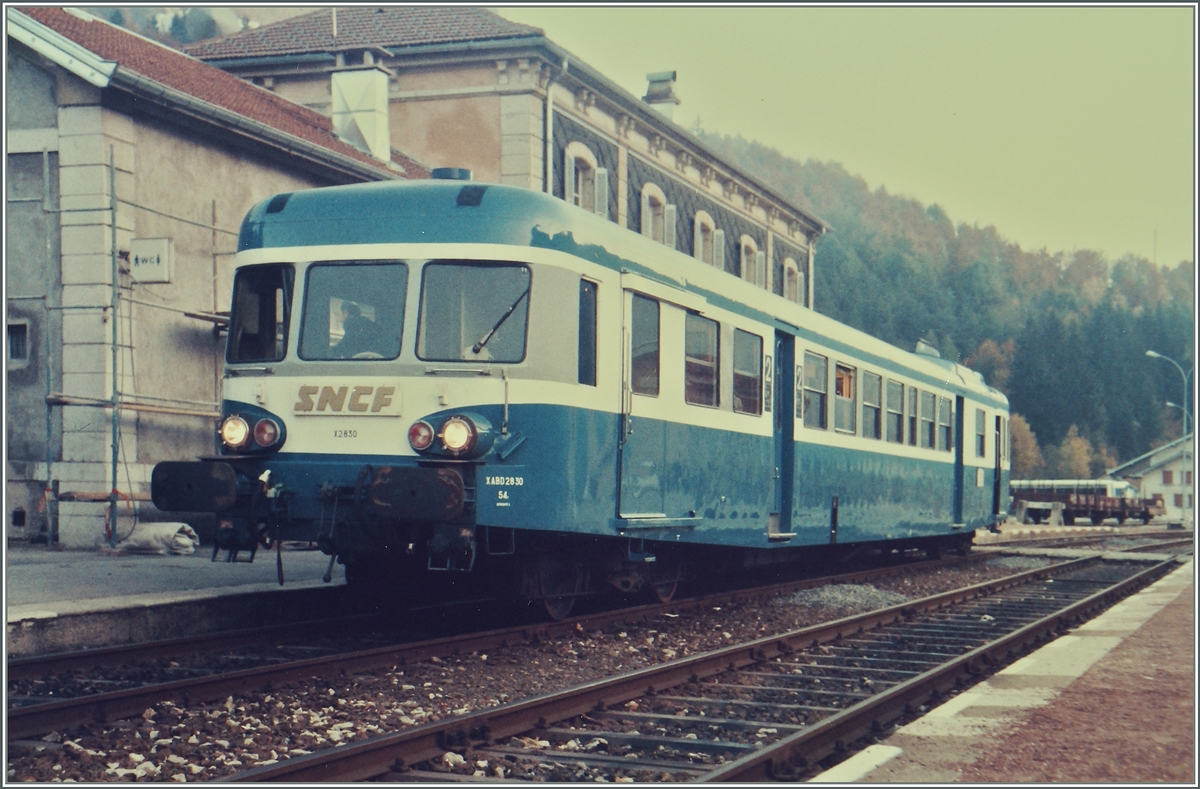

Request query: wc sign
[{"left": 129, "top": 238, "right": 173, "bottom": 283}]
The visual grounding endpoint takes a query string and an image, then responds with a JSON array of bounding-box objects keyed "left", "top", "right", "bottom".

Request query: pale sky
[{"left": 496, "top": 5, "right": 1196, "bottom": 268}]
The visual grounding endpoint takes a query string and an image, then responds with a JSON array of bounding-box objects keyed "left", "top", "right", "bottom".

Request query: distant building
[
  {"left": 5, "top": 7, "right": 427, "bottom": 547},
  {"left": 184, "top": 6, "right": 827, "bottom": 306},
  {"left": 1106, "top": 433, "right": 1195, "bottom": 526}
]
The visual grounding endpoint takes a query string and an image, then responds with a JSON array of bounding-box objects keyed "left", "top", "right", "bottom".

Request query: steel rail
[
  {"left": 4, "top": 554, "right": 979, "bottom": 741},
  {"left": 223, "top": 555, "right": 1126, "bottom": 782},
  {"left": 1115, "top": 537, "right": 1193, "bottom": 553},
  {"left": 702, "top": 557, "right": 1179, "bottom": 780}
]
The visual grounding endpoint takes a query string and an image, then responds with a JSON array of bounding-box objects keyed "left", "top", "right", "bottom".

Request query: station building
[
  {"left": 5, "top": 6, "right": 426, "bottom": 547},
  {"left": 183, "top": 6, "right": 826, "bottom": 304},
  {"left": 1107, "top": 433, "right": 1195, "bottom": 527},
  {"left": 6, "top": 6, "right": 826, "bottom": 549}
]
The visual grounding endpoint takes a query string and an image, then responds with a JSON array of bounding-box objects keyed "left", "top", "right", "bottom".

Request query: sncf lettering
[
  {"left": 294, "top": 385, "right": 319, "bottom": 412},
  {"left": 371, "top": 386, "right": 395, "bottom": 412},
  {"left": 293, "top": 384, "right": 398, "bottom": 415},
  {"left": 317, "top": 386, "right": 349, "bottom": 412}
]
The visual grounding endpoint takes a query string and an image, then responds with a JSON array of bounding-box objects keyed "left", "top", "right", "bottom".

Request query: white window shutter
[
  {"left": 664, "top": 204, "right": 677, "bottom": 249},
  {"left": 693, "top": 215, "right": 703, "bottom": 260},
  {"left": 641, "top": 191, "right": 652, "bottom": 237},
  {"left": 594, "top": 168, "right": 608, "bottom": 220},
  {"left": 756, "top": 250, "right": 767, "bottom": 287},
  {"left": 713, "top": 229, "right": 725, "bottom": 270}
]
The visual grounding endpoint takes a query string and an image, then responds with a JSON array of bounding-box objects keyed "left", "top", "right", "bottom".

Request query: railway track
[
  {"left": 6, "top": 553, "right": 989, "bottom": 741},
  {"left": 225, "top": 555, "right": 1181, "bottom": 782},
  {"left": 981, "top": 528, "right": 1191, "bottom": 551}
]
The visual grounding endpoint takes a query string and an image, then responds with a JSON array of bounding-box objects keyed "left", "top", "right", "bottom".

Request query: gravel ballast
[{"left": 7, "top": 556, "right": 1078, "bottom": 782}]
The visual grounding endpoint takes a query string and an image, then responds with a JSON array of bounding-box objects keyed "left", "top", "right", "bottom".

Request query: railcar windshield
[
  {"left": 417, "top": 262, "right": 531, "bottom": 363},
  {"left": 227, "top": 264, "right": 294, "bottom": 363},
  {"left": 298, "top": 261, "right": 407, "bottom": 361}
]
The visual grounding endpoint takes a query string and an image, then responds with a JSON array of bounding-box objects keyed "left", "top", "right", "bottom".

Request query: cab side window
[{"left": 579, "top": 280, "right": 597, "bottom": 386}]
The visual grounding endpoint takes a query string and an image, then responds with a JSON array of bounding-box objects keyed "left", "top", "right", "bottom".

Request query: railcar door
[
  {"left": 771, "top": 331, "right": 796, "bottom": 538},
  {"left": 993, "top": 415, "right": 1005, "bottom": 518},
  {"left": 953, "top": 395, "right": 965, "bottom": 525},
  {"left": 618, "top": 288, "right": 667, "bottom": 518}
]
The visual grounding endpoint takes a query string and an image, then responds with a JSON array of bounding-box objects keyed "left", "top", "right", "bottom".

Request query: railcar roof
[{"left": 239, "top": 180, "right": 1007, "bottom": 406}]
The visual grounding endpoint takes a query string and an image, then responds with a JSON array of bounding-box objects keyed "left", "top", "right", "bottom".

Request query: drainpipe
[
  {"left": 543, "top": 57, "right": 568, "bottom": 194},
  {"left": 109, "top": 146, "right": 120, "bottom": 547}
]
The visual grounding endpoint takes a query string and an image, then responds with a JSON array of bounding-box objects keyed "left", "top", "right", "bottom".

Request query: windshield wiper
[{"left": 472, "top": 287, "right": 529, "bottom": 355}]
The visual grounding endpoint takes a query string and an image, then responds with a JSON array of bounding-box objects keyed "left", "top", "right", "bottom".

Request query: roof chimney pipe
[{"left": 642, "top": 71, "right": 680, "bottom": 121}]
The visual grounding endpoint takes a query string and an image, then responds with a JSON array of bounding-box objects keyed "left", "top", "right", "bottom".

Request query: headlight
[
  {"left": 253, "top": 418, "right": 281, "bottom": 448},
  {"left": 220, "top": 415, "right": 250, "bottom": 449},
  {"left": 439, "top": 416, "right": 476, "bottom": 454},
  {"left": 408, "top": 420, "right": 435, "bottom": 451}
]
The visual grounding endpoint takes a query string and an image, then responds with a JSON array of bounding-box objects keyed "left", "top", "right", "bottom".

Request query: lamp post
[{"left": 1146, "top": 350, "right": 1191, "bottom": 434}]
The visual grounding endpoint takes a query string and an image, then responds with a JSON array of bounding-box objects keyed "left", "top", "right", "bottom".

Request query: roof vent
[
  {"left": 642, "top": 71, "right": 681, "bottom": 121},
  {"left": 914, "top": 339, "right": 941, "bottom": 358},
  {"left": 266, "top": 193, "right": 292, "bottom": 214},
  {"left": 432, "top": 167, "right": 473, "bottom": 181}
]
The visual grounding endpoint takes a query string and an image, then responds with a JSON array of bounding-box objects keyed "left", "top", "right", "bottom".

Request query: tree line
[{"left": 699, "top": 132, "right": 1194, "bottom": 478}]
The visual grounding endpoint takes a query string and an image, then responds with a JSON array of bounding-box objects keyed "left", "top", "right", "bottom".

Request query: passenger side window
[
  {"left": 684, "top": 313, "right": 719, "bottom": 407},
  {"left": 835, "top": 363, "right": 856, "bottom": 434},
  {"left": 803, "top": 352, "right": 828, "bottom": 429},
  {"left": 908, "top": 388, "right": 919, "bottom": 446},
  {"left": 975, "top": 408, "right": 986, "bottom": 457},
  {"left": 938, "top": 397, "right": 953, "bottom": 451},
  {"left": 578, "top": 280, "right": 597, "bottom": 386},
  {"left": 630, "top": 295, "right": 660, "bottom": 396},
  {"left": 733, "top": 329, "right": 763, "bottom": 415},
  {"left": 920, "top": 391, "right": 936, "bottom": 449},
  {"left": 862, "top": 372, "right": 882, "bottom": 439},
  {"left": 886, "top": 380, "right": 904, "bottom": 443}
]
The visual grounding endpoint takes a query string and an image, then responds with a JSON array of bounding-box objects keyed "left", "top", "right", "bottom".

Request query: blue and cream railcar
[{"left": 151, "top": 175, "right": 1009, "bottom": 616}]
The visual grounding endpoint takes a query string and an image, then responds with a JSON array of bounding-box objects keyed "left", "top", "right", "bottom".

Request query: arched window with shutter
[
  {"left": 640, "top": 183, "right": 672, "bottom": 246},
  {"left": 739, "top": 236, "right": 764, "bottom": 288},
  {"left": 564, "top": 141, "right": 607, "bottom": 219}
]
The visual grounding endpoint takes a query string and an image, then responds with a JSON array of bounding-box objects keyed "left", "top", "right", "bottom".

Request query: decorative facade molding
[{"left": 573, "top": 88, "right": 595, "bottom": 114}]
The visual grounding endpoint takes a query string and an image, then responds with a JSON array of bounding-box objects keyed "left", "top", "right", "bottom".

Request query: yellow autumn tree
[
  {"left": 1045, "top": 425, "right": 1094, "bottom": 479},
  {"left": 1008, "top": 414, "right": 1045, "bottom": 479}
]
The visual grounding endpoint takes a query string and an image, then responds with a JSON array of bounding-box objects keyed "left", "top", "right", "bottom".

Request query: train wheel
[
  {"left": 537, "top": 559, "right": 582, "bottom": 621},
  {"left": 651, "top": 580, "right": 679, "bottom": 604},
  {"left": 647, "top": 561, "right": 683, "bottom": 603}
]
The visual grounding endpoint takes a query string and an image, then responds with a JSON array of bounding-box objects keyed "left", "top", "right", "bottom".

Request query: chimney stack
[
  {"left": 331, "top": 54, "right": 391, "bottom": 162},
  {"left": 642, "top": 71, "right": 680, "bottom": 122}
]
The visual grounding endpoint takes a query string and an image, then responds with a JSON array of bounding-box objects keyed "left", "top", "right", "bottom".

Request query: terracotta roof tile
[
  {"left": 183, "top": 6, "right": 542, "bottom": 61},
  {"left": 15, "top": 7, "right": 428, "bottom": 178}
]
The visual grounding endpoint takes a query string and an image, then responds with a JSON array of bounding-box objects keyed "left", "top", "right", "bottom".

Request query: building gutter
[
  {"left": 6, "top": 7, "right": 116, "bottom": 86},
  {"left": 108, "top": 68, "right": 403, "bottom": 182},
  {"left": 543, "top": 56, "right": 568, "bottom": 193}
]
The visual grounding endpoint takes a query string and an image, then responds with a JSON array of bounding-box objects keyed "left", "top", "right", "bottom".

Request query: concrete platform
[
  {"left": 5, "top": 544, "right": 347, "bottom": 656},
  {"left": 810, "top": 558, "right": 1195, "bottom": 782}
]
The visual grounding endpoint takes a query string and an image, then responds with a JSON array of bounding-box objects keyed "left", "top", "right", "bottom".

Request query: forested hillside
[{"left": 699, "top": 133, "right": 1194, "bottom": 477}]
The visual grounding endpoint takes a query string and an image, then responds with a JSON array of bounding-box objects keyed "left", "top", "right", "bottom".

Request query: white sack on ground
[{"left": 117, "top": 522, "right": 200, "bottom": 555}]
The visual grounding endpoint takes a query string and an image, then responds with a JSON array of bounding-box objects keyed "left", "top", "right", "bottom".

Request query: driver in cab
[{"left": 336, "top": 301, "right": 378, "bottom": 359}]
